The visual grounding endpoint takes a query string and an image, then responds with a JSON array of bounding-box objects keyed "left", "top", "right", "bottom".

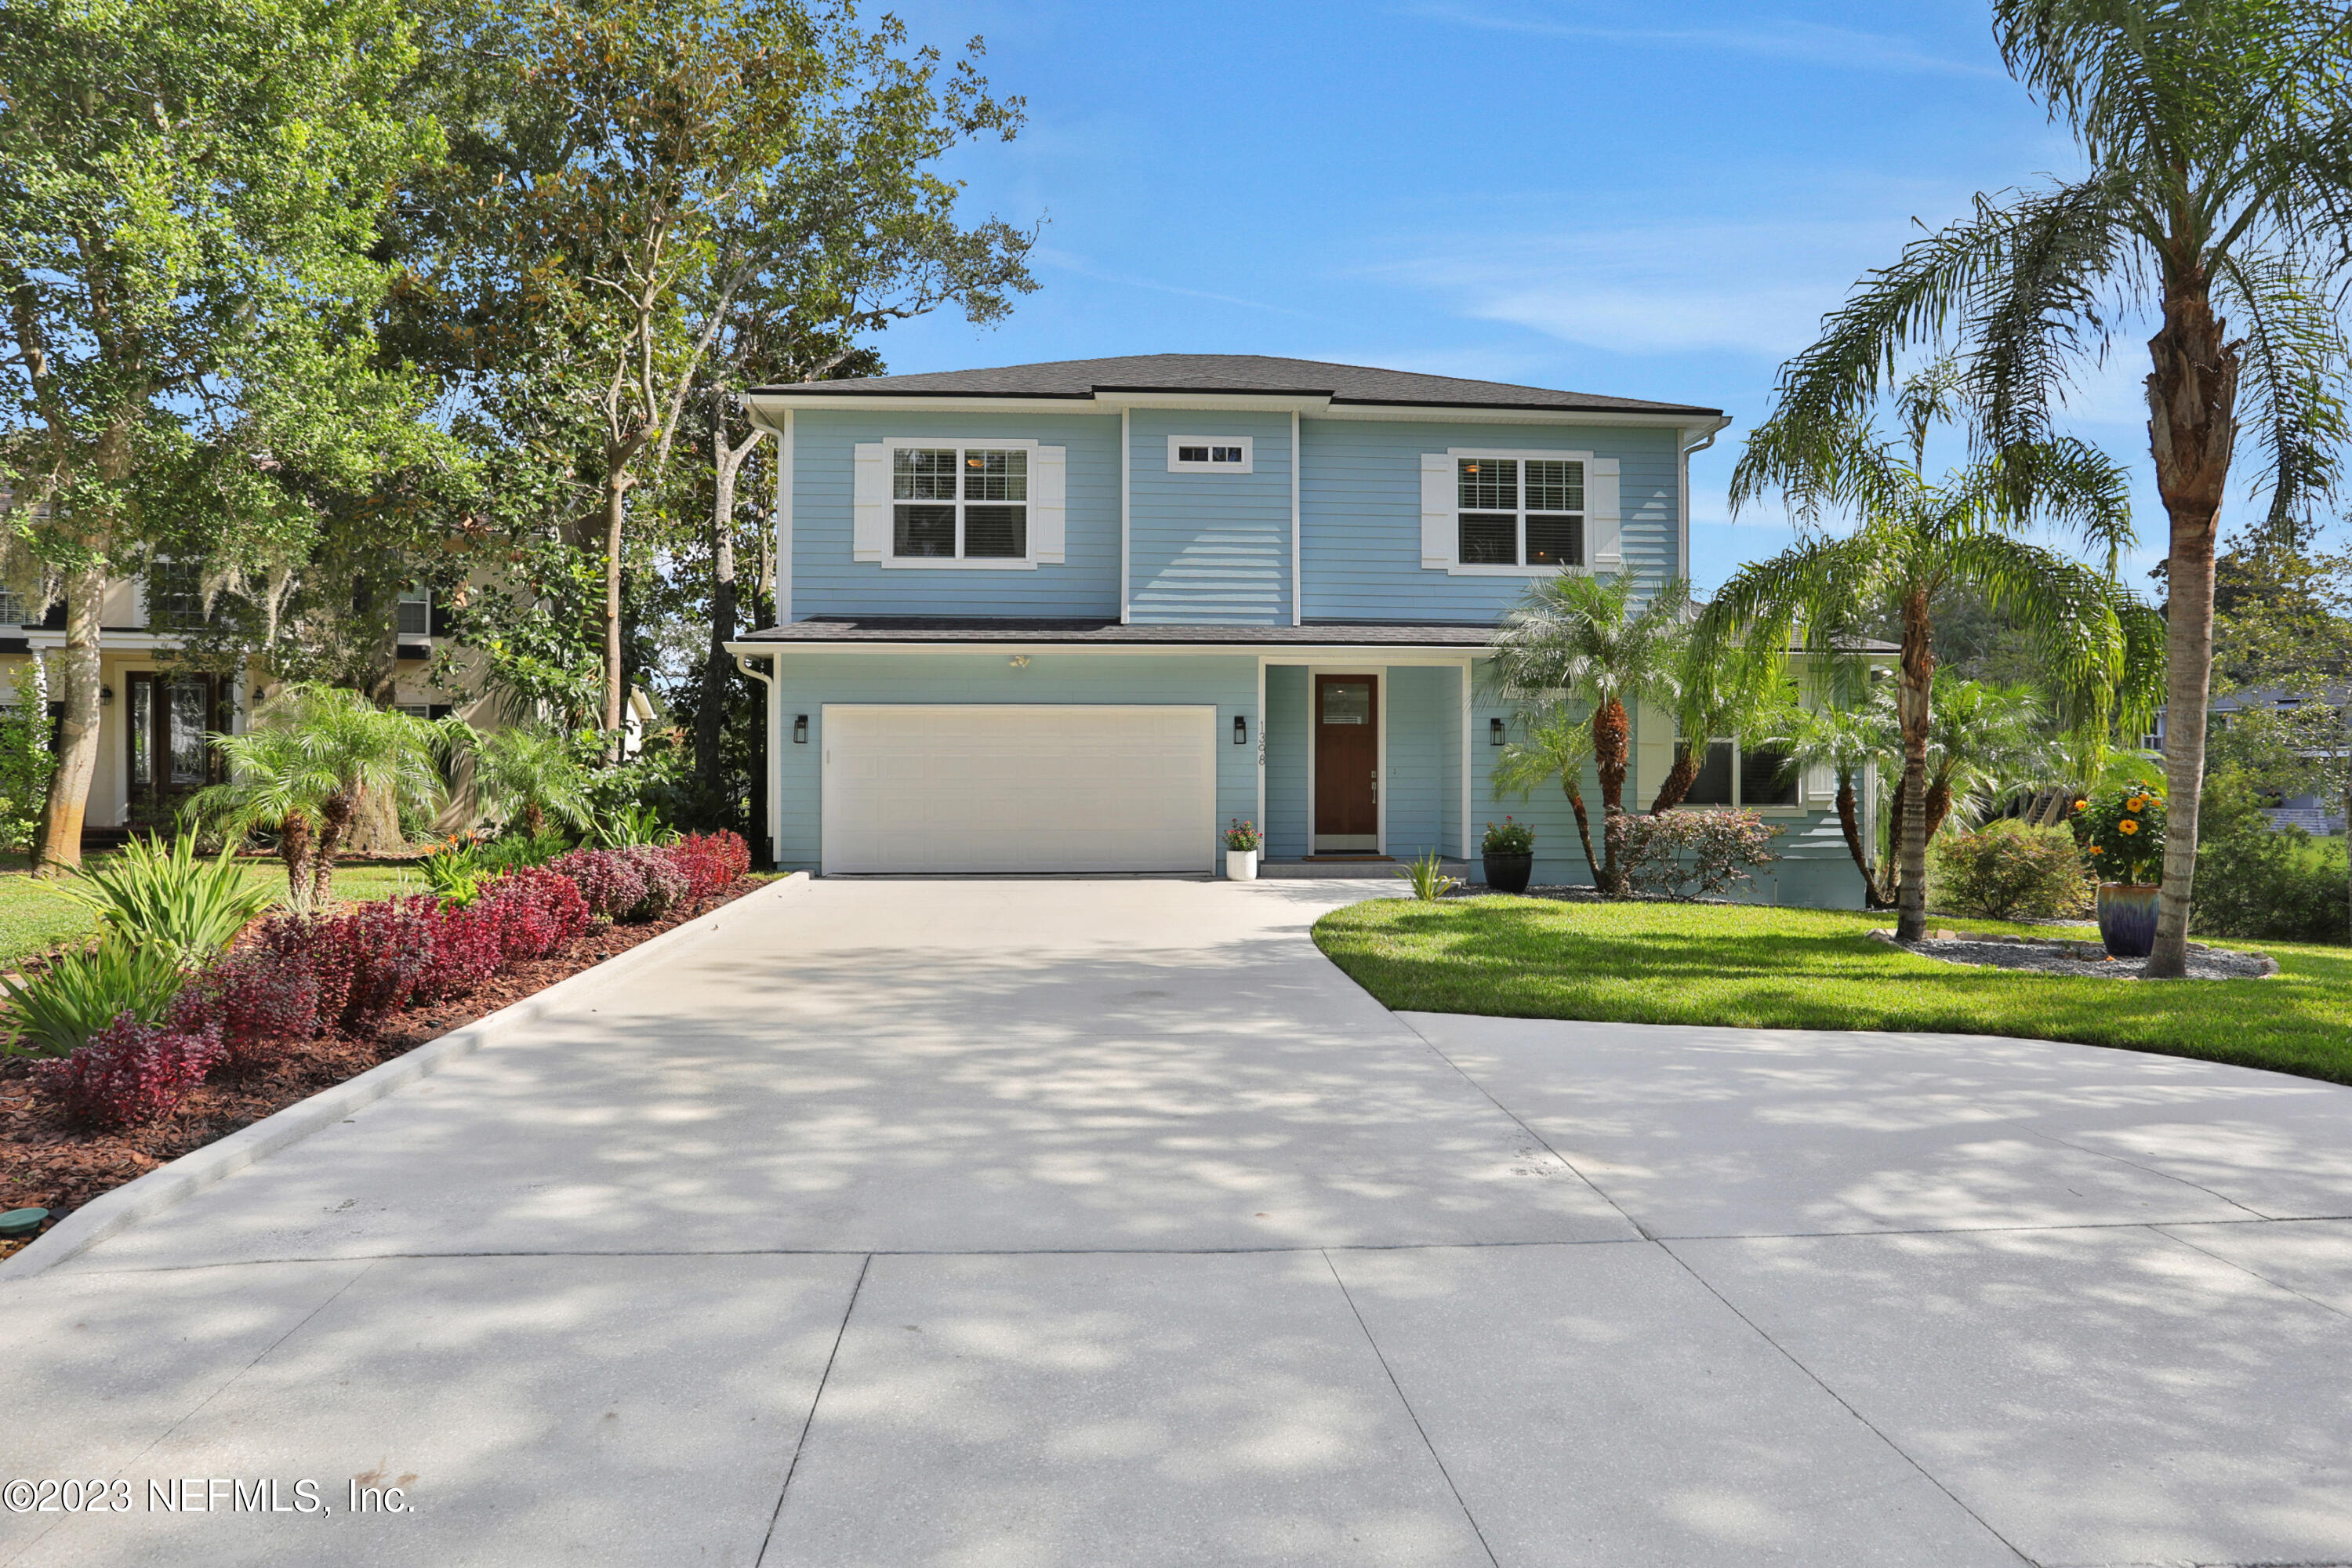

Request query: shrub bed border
[{"left": 0, "top": 871, "right": 809, "bottom": 1283}]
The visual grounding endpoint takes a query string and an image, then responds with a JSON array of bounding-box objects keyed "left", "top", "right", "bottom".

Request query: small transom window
[
  {"left": 893, "top": 446, "right": 1028, "bottom": 559},
  {"left": 1167, "top": 435, "right": 1254, "bottom": 474},
  {"left": 1457, "top": 457, "right": 1583, "bottom": 568}
]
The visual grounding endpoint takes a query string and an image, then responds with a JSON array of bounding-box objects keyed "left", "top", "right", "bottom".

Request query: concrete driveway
[{"left": 5, "top": 878, "right": 2352, "bottom": 1566}]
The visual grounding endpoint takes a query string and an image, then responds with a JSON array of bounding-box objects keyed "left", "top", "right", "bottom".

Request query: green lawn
[
  {"left": 0, "top": 858, "right": 422, "bottom": 971},
  {"left": 1313, "top": 895, "right": 2352, "bottom": 1086}
]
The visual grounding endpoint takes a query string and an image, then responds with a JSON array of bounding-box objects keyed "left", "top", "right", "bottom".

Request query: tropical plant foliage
[
  {"left": 1741, "top": 0, "right": 2352, "bottom": 974},
  {"left": 56, "top": 834, "right": 277, "bottom": 969}
]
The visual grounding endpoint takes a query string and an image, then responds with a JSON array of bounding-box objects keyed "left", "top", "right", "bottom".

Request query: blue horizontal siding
[
  {"left": 789, "top": 409, "right": 1120, "bottom": 619},
  {"left": 1298, "top": 419, "right": 1680, "bottom": 622},
  {"left": 1264, "top": 666, "right": 1309, "bottom": 858},
  {"left": 1127, "top": 409, "right": 1293, "bottom": 624}
]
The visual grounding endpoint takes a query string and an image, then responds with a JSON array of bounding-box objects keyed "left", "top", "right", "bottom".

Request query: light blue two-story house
[{"left": 730, "top": 354, "right": 1868, "bottom": 906}]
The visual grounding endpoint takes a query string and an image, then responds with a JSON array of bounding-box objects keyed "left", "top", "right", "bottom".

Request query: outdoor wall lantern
[
  {"left": 99, "top": 685, "right": 113, "bottom": 706},
  {"left": 1233, "top": 714, "right": 1248, "bottom": 745},
  {"left": 1490, "top": 717, "right": 1506, "bottom": 746},
  {"left": 792, "top": 713, "right": 808, "bottom": 744}
]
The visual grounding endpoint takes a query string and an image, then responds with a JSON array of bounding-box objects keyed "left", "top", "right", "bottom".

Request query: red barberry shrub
[
  {"left": 475, "top": 867, "right": 589, "bottom": 963},
  {"left": 259, "top": 913, "right": 356, "bottom": 1029},
  {"left": 546, "top": 848, "right": 646, "bottom": 921},
  {"left": 408, "top": 896, "right": 502, "bottom": 1007},
  {"left": 616, "top": 845, "right": 689, "bottom": 922},
  {"left": 336, "top": 898, "right": 436, "bottom": 1036},
  {"left": 175, "top": 947, "right": 321, "bottom": 1076},
  {"left": 669, "top": 832, "right": 750, "bottom": 901},
  {"left": 34, "top": 1011, "right": 224, "bottom": 1130}
]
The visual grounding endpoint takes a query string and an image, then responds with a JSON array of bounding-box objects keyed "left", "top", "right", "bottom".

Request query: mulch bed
[{"left": 0, "top": 877, "right": 768, "bottom": 1255}]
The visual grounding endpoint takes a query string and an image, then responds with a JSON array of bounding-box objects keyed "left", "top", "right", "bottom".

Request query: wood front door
[
  {"left": 1314, "top": 674, "right": 1378, "bottom": 851},
  {"left": 126, "top": 672, "right": 227, "bottom": 827}
]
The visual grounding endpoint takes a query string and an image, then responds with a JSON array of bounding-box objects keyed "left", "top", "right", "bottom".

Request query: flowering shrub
[
  {"left": 474, "top": 866, "right": 590, "bottom": 963},
  {"left": 34, "top": 1010, "right": 223, "bottom": 1130},
  {"left": 1481, "top": 818, "right": 1534, "bottom": 855},
  {"left": 1621, "top": 810, "right": 1780, "bottom": 901},
  {"left": 1225, "top": 819, "right": 1263, "bottom": 852},
  {"left": 669, "top": 831, "right": 750, "bottom": 901},
  {"left": 548, "top": 847, "right": 648, "bottom": 921},
  {"left": 408, "top": 896, "right": 503, "bottom": 1007},
  {"left": 1935, "top": 822, "right": 2092, "bottom": 920},
  {"left": 616, "top": 844, "right": 689, "bottom": 922},
  {"left": 172, "top": 947, "right": 320, "bottom": 1076},
  {"left": 2078, "top": 785, "right": 2167, "bottom": 884}
]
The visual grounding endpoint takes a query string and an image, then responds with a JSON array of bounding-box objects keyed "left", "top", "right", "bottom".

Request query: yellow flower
[
  {"left": 2073, "top": 798, "right": 2088, "bottom": 811},
  {"left": 2089, "top": 844, "right": 2104, "bottom": 855},
  {"left": 2125, "top": 797, "right": 2143, "bottom": 811},
  {"left": 2118, "top": 819, "right": 2139, "bottom": 834}
]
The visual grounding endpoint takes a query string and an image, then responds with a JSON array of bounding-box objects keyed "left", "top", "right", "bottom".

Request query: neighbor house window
[
  {"left": 893, "top": 446, "right": 1027, "bottom": 559},
  {"left": 0, "top": 590, "right": 25, "bottom": 625},
  {"left": 147, "top": 561, "right": 205, "bottom": 630},
  {"left": 1680, "top": 739, "right": 1799, "bottom": 808},
  {"left": 1167, "top": 436, "right": 1254, "bottom": 473},
  {"left": 397, "top": 589, "right": 431, "bottom": 640},
  {"left": 1457, "top": 457, "right": 1583, "bottom": 568}
]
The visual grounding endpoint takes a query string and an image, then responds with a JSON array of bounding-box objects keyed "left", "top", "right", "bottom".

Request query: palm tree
[
  {"left": 188, "top": 684, "right": 456, "bottom": 908},
  {"left": 1704, "top": 384, "right": 2161, "bottom": 941},
  {"left": 1748, "top": 1, "right": 2352, "bottom": 974},
  {"left": 1486, "top": 574, "right": 1689, "bottom": 895},
  {"left": 1650, "top": 639, "right": 1785, "bottom": 812},
  {"left": 1919, "top": 677, "right": 2054, "bottom": 840},
  {"left": 1764, "top": 685, "right": 1898, "bottom": 906},
  {"left": 1490, "top": 706, "right": 1600, "bottom": 887},
  {"left": 467, "top": 725, "right": 594, "bottom": 839}
]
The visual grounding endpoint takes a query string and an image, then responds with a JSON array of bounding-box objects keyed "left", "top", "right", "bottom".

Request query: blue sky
[{"left": 869, "top": 1, "right": 2234, "bottom": 594}]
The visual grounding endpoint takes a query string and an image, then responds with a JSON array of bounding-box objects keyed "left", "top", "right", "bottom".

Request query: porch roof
[{"left": 736, "top": 617, "right": 1495, "bottom": 647}]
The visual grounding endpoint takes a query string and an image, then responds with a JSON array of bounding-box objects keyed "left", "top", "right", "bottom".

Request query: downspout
[
  {"left": 1676, "top": 419, "right": 1729, "bottom": 586},
  {"left": 732, "top": 650, "right": 779, "bottom": 868}
]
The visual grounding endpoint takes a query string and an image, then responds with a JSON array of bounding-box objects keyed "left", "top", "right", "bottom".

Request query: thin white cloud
[
  {"left": 1029, "top": 245, "right": 1300, "bottom": 316},
  {"left": 1403, "top": 2, "right": 2006, "bottom": 79},
  {"left": 1374, "top": 216, "right": 1922, "bottom": 358}
]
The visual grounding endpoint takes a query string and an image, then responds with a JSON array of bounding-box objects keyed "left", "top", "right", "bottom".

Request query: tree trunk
[
  {"left": 601, "top": 463, "right": 630, "bottom": 753},
  {"left": 311, "top": 789, "right": 355, "bottom": 908},
  {"left": 1834, "top": 774, "right": 1886, "bottom": 906},
  {"left": 1562, "top": 777, "right": 1599, "bottom": 889},
  {"left": 1592, "top": 698, "right": 1630, "bottom": 895},
  {"left": 2143, "top": 273, "right": 2238, "bottom": 979},
  {"left": 1894, "top": 587, "right": 1936, "bottom": 941},
  {"left": 32, "top": 568, "right": 106, "bottom": 877},
  {"left": 1649, "top": 742, "right": 1700, "bottom": 813},
  {"left": 699, "top": 412, "right": 762, "bottom": 811},
  {"left": 1923, "top": 779, "right": 1954, "bottom": 844},
  {"left": 278, "top": 809, "right": 314, "bottom": 909},
  {"left": 342, "top": 782, "right": 406, "bottom": 855}
]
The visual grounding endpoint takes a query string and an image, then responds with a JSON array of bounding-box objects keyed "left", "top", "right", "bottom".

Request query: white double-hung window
[
  {"left": 1421, "top": 447, "right": 1621, "bottom": 575},
  {"left": 851, "top": 437, "right": 1068, "bottom": 567}
]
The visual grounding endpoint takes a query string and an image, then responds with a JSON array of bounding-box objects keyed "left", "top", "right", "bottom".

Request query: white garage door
[{"left": 821, "top": 705, "right": 1217, "bottom": 875}]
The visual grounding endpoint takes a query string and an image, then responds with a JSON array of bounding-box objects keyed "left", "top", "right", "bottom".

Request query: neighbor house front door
[
  {"left": 1313, "top": 673, "right": 1378, "bottom": 853},
  {"left": 125, "top": 672, "right": 227, "bottom": 828}
]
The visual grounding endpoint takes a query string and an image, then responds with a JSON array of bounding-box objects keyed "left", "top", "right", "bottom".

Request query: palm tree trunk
[
  {"left": 1592, "top": 698, "right": 1630, "bottom": 895},
  {"left": 1649, "top": 742, "right": 1700, "bottom": 813},
  {"left": 2143, "top": 273, "right": 2238, "bottom": 979},
  {"left": 1894, "top": 587, "right": 1935, "bottom": 941},
  {"left": 278, "top": 810, "right": 313, "bottom": 907},
  {"left": 311, "top": 789, "right": 355, "bottom": 909},
  {"left": 1923, "top": 779, "right": 1955, "bottom": 844},
  {"left": 1563, "top": 778, "right": 1599, "bottom": 889},
  {"left": 1834, "top": 775, "right": 1885, "bottom": 906},
  {"left": 31, "top": 568, "right": 104, "bottom": 877}
]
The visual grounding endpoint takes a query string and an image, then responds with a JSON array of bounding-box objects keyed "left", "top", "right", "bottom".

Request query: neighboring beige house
[{"left": 0, "top": 568, "right": 479, "bottom": 837}]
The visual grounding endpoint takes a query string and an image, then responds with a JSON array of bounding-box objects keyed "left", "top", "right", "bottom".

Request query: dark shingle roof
[
  {"left": 738, "top": 617, "right": 1496, "bottom": 647},
  {"left": 751, "top": 354, "right": 1720, "bottom": 418}
]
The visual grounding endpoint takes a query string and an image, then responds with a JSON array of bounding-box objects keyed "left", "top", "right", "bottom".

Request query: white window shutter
[
  {"left": 852, "top": 442, "right": 888, "bottom": 561},
  {"left": 1803, "top": 761, "right": 1837, "bottom": 804},
  {"left": 1586, "top": 457, "right": 1621, "bottom": 572},
  {"left": 1029, "top": 445, "right": 1066, "bottom": 563},
  {"left": 1420, "top": 452, "right": 1454, "bottom": 568}
]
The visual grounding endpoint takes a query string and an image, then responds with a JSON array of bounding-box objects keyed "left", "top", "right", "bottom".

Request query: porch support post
[
  {"left": 1119, "top": 407, "right": 1131, "bottom": 626},
  {"left": 1254, "top": 655, "right": 1266, "bottom": 848},
  {"left": 1461, "top": 658, "right": 1473, "bottom": 860},
  {"left": 1289, "top": 409, "right": 1301, "bottom": 627}
]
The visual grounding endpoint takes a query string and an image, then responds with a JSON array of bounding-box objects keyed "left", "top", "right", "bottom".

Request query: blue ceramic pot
[{"left": 2096, "top": 883, "right": 2160, "bottom": 959}]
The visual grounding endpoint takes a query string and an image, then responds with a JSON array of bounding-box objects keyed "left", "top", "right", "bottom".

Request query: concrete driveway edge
[{"left": 0, "top": 871, "right": 811, "bottom": 1284}]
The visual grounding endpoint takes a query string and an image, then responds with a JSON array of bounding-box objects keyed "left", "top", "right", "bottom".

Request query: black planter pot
[{"left": 1482, "top": 851, "right": 1534, "bottom": 894}]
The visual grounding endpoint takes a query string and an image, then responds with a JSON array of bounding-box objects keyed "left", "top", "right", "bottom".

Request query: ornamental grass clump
[
  {"left": 0, "top": 942, "right": 188, "bottom": 1058},
  {"left": 34, "top": 1010, "right": 223, "bottom": 1131},
  {"left": 2077, "top": 786, "right": 2167, "bottom": 884},
  {"left": 58, "top": 835, "right": 278, "bottom": 969}
]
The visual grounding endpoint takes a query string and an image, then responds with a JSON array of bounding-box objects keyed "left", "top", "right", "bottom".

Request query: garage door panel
[{"left": 822, "top": 705, "right": 1215, "bottom": 874}]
